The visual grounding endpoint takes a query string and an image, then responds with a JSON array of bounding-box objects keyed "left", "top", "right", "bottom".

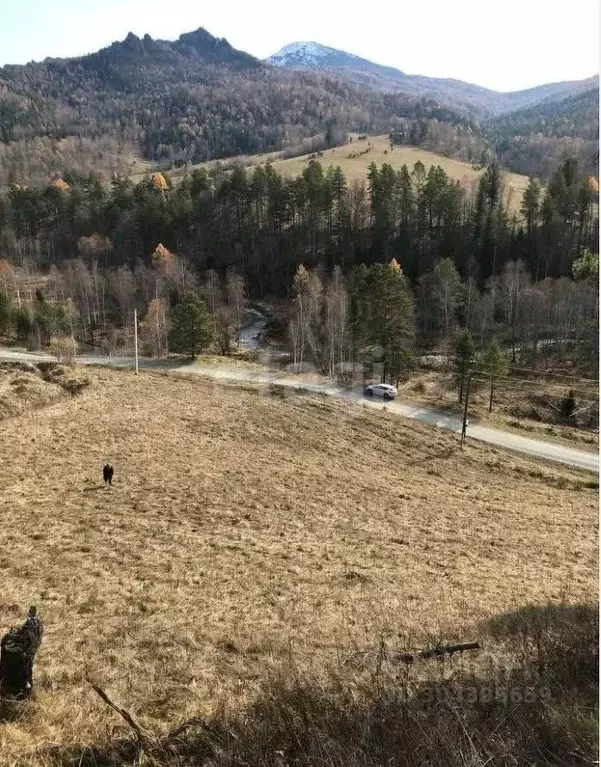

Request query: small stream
[{"left": 237, "top": 309, "right": 269, "bottom": 352}]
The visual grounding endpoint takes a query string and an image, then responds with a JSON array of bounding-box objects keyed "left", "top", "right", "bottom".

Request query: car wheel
[{"left": 365, "top": 389, "right": 373, "bottom": 396}]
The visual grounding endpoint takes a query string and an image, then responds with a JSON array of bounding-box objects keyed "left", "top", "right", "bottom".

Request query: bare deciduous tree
[
  {"left": 109, "top": 266, "right": 136, "bottom": 330},
  {"left": 140, "top": 298, "right": 168, "bottom": 357},
  {"left": 500, "top": 260, "right": 530, "bottom": 362},
  {"left": 432, "top": 258, "right": 461, "bottom": 340},
  {"left": 325, "top": 266, "right": 348, "bottom": 378},
  {"left": 226, "top": 269, "right": 247, "bottom": 343}
]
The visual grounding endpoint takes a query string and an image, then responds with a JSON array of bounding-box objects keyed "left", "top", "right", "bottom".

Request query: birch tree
[
  {"left": 140, "top": 298, "right": 168, "bottom": 357},
  {"left": 500, "top": 260, "right": 530, "bottom": 362},
  {"left": 432, "top": 257, "right": 461, "bottom": 341}
]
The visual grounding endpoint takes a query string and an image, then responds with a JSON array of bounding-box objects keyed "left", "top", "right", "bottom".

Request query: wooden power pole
[
  {"left": 134, "top": 309, "right": 139, "bottom": 375},
  {"left": 461, "top": 372, "right": 472, "bottom": 447}
]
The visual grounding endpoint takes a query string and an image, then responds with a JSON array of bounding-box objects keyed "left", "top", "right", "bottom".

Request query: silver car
[{"left": 364, "top": 383, "right": 397, "bottom": 400}]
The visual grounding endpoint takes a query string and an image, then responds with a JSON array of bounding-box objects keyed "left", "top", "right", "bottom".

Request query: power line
[
  {"left": 471, "top": 375, "right": 582, "bottom": 390},
  {"left": 470, "top": 377, "right": 599, "bottom": 400},
  {"left": 462, "top": 353, "right": 599, "bottom": 382},
  {"left": 469, "top": 371, "right": 596, "bottom": 390},
  {"left": 134, "top": 308, "right": 139, "bottom": 375},
  {"left": 470, "top": 379, "right": 597, "bottom": 397},
  {"left": 502, "top": 364, "right": 599, "bottom": 383},
  {"left": 469, "top": 368, "right": 599, "bottom": 390}
]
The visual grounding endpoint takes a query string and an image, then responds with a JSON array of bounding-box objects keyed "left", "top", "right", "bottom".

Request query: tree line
[
  {"left": 287, "top": 252, "right": 598, "bottom": 380},
  {"left": 0, "top": 246, "right": 244, "bottom": 359},
  {"left": 1, "top": 156, "right": 597, "bottom": 288},
  {"left": 0, "top": 246, "right": 597, "bottom": 380},
  {"left": 0, "top": 156, "right": 597, "bottom": 373}
]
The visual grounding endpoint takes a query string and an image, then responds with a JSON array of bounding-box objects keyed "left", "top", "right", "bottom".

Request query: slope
[
  {"left": 268, "top": 41, "right": 598, "bottom": 116},
  {"left": 1, "top": 27, "right": 596, "bottom": 189},
  {"left": 0, "top": 365, "right": 597, "bottom": 762},
  {"left": 488, "top": 87, "right": 600, "bottom": 177},
  {"left": 175, "top": 134, "right": 529, "bottom": 215},
  {"left": 0, "top": 27, "right": 474, "bottom": 178}
]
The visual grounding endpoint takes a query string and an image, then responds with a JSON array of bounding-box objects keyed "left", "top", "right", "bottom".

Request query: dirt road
[{"left": 1, "top": 347, "right": 597, "bottom": 473}]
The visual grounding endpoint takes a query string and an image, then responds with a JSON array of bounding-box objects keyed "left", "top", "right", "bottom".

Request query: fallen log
[
  {"left": 87, "top": 682, "right": 227, "bottom": 759},
  {"left": 0, "top": 606, "right": 43, "bottom": 698},
  {"left": 389, "top": 641, "right": 480, "bottom": 664},
  {"left": 345, "top": 641, "right": 480, "bottom": 668}
]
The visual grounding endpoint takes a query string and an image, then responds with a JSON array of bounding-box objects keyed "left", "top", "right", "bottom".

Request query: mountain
[
  {"left": 491, "top": 87, "right": 599, "bottom": 143},
  {"left": 0, "top": 28, "right": 596, "bottom": 187},
  {"left": 500, "top": 77, "right": 599, "bottom": 114},
  {"left": 487, "top": 87, "right": 599, "bottom": 177},
  {"left": 268, "top": 42, "right": 598, "bottom": 117},
  {"left": 268, "top": 41, "right": 410, "bottom": 79},
  {"left": 0, "top": 27, "right": 480, "bottom": 184}
]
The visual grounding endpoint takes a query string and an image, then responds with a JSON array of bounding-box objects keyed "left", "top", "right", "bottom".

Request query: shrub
[{"left": 49, "top": 336, "right": 78, "bottom": 363}]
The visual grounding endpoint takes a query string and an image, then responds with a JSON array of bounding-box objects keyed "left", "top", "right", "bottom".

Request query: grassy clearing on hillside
[
  {"left": 269, "top": 136, "right": 529, "bottom": 215},
  {"left": 0, "top": 366, "right": 597, "bottom": 764},
  {"left": 137, "top": 135, "right": 530, "bottom": 216}
]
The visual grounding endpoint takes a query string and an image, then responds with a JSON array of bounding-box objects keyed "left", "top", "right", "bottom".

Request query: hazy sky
[{"left": 0, "top": 0, "right": 598, "bottom": 91}]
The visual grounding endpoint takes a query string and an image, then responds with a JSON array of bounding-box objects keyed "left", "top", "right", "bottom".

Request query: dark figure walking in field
[{"left": 103, "top": 464, "right": 114, "bottom": 486}]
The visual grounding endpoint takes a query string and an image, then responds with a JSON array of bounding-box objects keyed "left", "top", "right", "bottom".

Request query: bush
[{"left": 49, "top": 336, "right": 78, "bottom": 363}]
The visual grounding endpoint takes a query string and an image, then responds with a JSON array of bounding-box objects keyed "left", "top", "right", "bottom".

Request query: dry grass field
[
  {"left": 132, "top": 134, "right": 530, "bottom": 216},
  {"left": 0, "top": 365, "right": 597, "bottom": 764},
  {"left": 269, "top": 136, "right": 529, "bottom": 215}
]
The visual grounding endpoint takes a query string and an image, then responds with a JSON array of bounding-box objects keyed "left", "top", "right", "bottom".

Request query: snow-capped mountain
[
  {"left": 266, "top": 41, "right": 599, "bottom": 116},
  {"left": 267, "top": 41, "right": 381, "bottom": 70}
]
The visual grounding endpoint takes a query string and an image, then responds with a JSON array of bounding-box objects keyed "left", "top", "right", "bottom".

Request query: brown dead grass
[
  {"left": 269, "top": 136, "right": 529, "bottom": 215},
  {"left": 0, "top": 364, "right": 63, "bottom": 420},
  {"left": 401, "top": 369, "right": 599, "bottom": 449},
  {"left": 0, "top": 366, "right": 597, "bottom": 763}
]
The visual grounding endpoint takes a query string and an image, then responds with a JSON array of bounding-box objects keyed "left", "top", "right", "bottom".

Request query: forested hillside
[
  {"left": 0, "top": 27, "right": 597, "bottom": 186},
  {"left": 487, "top": 88, "right": 599, "bottom": 178},
  {"left": 0, "top": 28, "right": 479, "bottom": 186},
  {"left": 269, "top": 42, "right": 598, "bottom": 118}
]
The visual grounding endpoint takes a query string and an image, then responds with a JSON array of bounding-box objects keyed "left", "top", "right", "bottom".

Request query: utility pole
[
  {"left": 134, "top": 308, "right": 139, "bottom": 375},
  {"left": 461, "top": 372, "right": 472, "bottom": 447}
]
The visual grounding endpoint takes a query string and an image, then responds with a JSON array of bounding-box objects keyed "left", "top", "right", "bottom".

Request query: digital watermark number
[{"left": 416, "top": 685, "right": 551, "bottom": 705}]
